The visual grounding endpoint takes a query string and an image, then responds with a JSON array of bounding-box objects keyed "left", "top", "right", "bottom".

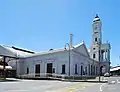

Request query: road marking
[
  {"left": 117, "top": 79, "right": 120, "bottom": 83},
  {"left": 6, "top": 89, "right": 28, "bottom": 92},
  {"left": 53, "top": 82, "right": 97, "bottom": 92},
  {"left": 111, "top": 81, "right": 116, "bottom": 84},
  {"left": 100, "top": 83, "right": 106, "bottom": 91}
]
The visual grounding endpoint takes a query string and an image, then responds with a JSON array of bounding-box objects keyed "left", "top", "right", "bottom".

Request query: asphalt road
[
  {"left": 100, "top": 76, "right": 120, "bottom": 92},
  {"left": 0, "top": 78, "right": 99, "bottom": 92},
  {"left": 0, "top": 77, "right": 120, "bottom": 92},
  {"left": 81, "top": 76, "right": 120, "bottom": 92}
]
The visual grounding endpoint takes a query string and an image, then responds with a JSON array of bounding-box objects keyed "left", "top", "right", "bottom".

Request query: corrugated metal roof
[
  {"left": 0, "top": 41, "right": 86, "bottom": 58},
  {"left": 25, "top": 42, "right": 85, "bottom": 58},
  {"left": 1, "top": 45, "right": 35, "bottom": 58},
  {"left": 110, "top": 66, "right": 120, "bottom": 72}
]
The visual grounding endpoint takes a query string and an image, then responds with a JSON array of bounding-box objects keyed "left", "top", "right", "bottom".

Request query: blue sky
[{"left": 0, "top": 0, "right": 119, "bottom": 66}]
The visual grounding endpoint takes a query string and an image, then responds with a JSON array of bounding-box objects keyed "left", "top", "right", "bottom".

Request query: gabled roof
[
  {"left": 0, "top": 41, "right": 90, "bottom": 59},
  {"left": 25, "top": 48, "right": 68, "bottom": 58},
  {"left": 25, "top": 41, "right": 89, "bottom": 58},
  {"left": 73, "top": 41, "right": 90, "bottom": 57}
]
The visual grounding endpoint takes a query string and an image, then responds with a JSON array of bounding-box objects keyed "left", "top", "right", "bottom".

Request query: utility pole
[
  {"left": 65, "top": 43, "right": 70, "bottom": 76},
  {"left": 98, "top": 39, "right": 101, "bottom": 82}
]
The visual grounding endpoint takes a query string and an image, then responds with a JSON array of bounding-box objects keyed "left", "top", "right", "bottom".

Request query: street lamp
[
  {"left": 96, "top": 39, "right": 101, "bottom": 82},
  {"left": 64, "top": 43, "right": 71, "bottom": 76}
]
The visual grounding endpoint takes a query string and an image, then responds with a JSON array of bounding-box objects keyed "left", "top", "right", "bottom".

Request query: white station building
[{"left": 0, "top": 15, "right": 111, "bottom": 77}]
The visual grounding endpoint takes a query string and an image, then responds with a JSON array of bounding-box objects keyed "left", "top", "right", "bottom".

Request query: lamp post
[
  {"left": 97, "top": 39, "right": 101, "bottom": 82},
  {"left": 64, "top": 43, "right": 71, "bottom": 76}
]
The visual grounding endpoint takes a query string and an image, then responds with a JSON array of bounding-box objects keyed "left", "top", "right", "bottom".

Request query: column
[
  {"left": 108, "top": 49, "right": 110, "bottom": 61},
  {"left": 104, "top": 50, "right": 106, "bottom": 61}
]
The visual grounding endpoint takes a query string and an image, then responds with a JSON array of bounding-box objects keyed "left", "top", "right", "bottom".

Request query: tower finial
[{"left": 95, "top": 14, "right": 99, "bottom": 18}]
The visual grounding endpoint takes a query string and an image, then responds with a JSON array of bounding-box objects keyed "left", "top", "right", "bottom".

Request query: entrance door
[
  {"left": 35, "top": 64, "right": 40, "bottom": 77},
  {"left": 47, "top": 63, "right": 53, "bottom": 77}
]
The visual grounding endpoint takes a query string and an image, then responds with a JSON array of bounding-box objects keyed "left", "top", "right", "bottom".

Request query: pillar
[{"left": 3, "top": 56, "right": 6, "bottom": 79}]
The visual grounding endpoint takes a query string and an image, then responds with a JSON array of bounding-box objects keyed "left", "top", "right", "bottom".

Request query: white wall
[
  {"left": 71, "top": 51, "right": 99, "bottom": 76},
  {"left": 23, "top": 51, "right": 70, "bottom": 76},
  {"left": 16, "top": 49, "right": 99, "bottom": 77}
]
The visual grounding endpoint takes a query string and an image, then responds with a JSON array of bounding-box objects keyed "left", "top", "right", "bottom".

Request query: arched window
[
  {"left": 62, "top": 64, "right": 65, "bottom": 74},
  {"left": 91, "top": 65, "right": 93, "bottom": 75},
  {"left": 81, "top": 66, "right": 83, "bottom": 76},
  {"left": 75, "top": 64, "right": 78, "bottom": 74},
  {"left": 95, "top": 38, "right": 97, "bottom": 42},
  {"left": 96, "top": 66, "right": 98, "bottom": 75},
  {"left": 85, "top": 67, "right": 87, "bottom": 75},
  {"left": 27, "top": 67, "right": 29, "bottom": 74},
  {"left": 88, "top": 64, "right": 90, "bottom": 75},
  {"left": 93, "top": 53, "right": 96, "bottom": 58}
]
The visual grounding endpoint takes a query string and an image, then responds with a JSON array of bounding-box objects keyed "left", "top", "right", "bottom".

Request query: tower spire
[{"left": 95, "top": 14, "right": 99, "bottom": 18}]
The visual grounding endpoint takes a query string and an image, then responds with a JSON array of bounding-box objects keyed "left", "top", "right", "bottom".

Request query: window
[
  {"left": 91, "top": 65, "right": 93, "bottom": 75},
  {"left": 27, "top": 67, "right": 29, "bottom": 74},
  {"left": 96, "top": 67, "right": 98, "bottom": 75},
  {"left": 53, "top": 68, "right": 55, "bottom": 73},
  {"left": 85, "top": 67, "right": 87, "bottom": 75},
  {"left": 93, "top": 48, "right": 95, "bottom": 50},
  {"left": 88, "top": 64, "right": 90, "bottom": 75},
  {"left": 94, "top": 32, "right": 98, "bottom": 34},
  {"left": 75, "top": 64, "right": 78, "bottom": 74},
  {"left": 93, "top": 53, "right": 96, "bottom": 58},
  {"left": 95, "top": 38, "right": 97, "bottom": 42},
  {"left": 62, "top": 64, "right": 65, "bottom": 74},
  {"left": 81, "top": 66, "right": 83, "bottom": 76}
]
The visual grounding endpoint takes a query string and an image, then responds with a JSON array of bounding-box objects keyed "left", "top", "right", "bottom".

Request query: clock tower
[
  {"left": 92, "top": 14, "right": 102, "bottom": 46},
  {"left": 90, "top": 14, "right": 102, "bottom": 61},
  {"left": 90, "top": 14, "right": 111, "bottom": 74}
]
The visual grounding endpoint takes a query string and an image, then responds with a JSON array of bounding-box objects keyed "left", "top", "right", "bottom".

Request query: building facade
[
  {"left": 0, "top": 15, "right": 111, "bottom": 77},
  {"left": 16, "top": 42, "right": 98, "bottom": 77}
]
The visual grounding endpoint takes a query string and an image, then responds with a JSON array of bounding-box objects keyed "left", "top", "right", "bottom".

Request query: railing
[{"left": 17, "top": 73, "right": 97, "bottom": 81}]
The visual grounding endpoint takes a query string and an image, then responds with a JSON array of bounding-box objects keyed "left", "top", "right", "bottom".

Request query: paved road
[
  {"left": 0, "top": 77, "right": 120, "bottom": 92},
  {"left": 100, "top": 76, "right": 120, "bottom": 92},
  {"left": 81, "top": 76, "right": 120, "bottom": 92},
  {"left": 0, "top": 78, "right": 100, "bottom": 92}
]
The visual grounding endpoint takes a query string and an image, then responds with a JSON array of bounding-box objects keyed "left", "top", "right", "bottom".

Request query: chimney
[{"left": 70, "top": 33, "right": 73, "bottom": 48}]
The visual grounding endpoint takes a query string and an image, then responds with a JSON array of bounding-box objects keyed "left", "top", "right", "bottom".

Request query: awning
[{"left": 0, "top": 65, "right": 12, "bottom": 70}]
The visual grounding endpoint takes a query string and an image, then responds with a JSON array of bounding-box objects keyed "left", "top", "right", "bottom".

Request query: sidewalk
[
  {"left": 61, "top": 76, "right": 108, "bottom": 83},
  {"left": 0, "top": 78, "right": 20, "bottom": 82}
]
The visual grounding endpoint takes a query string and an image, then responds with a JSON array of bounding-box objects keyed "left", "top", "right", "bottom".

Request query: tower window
[
  {"left": 93, "top": 54, "right": 96, "bottom": 58},
  {"left": 93, "top": 48, "right": 95, "bottom": 50},
  {"left": 95, "top": 38, "right": 97, "bottom": 42}
]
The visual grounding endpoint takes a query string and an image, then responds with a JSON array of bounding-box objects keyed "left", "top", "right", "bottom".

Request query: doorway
[
  {"left": 35, "top": 64, "right": 40, "bottom": 77},
  {"left": 47, "top": 63, "right": 53, "bottom": 77}
]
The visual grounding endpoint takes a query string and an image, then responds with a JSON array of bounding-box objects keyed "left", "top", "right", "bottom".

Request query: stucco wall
[
  {"left": 16, "top": 49, "right": 99, "bottom": 77},
  {"left": 22, "top": 51, "right": 70, "bottom": 76}
]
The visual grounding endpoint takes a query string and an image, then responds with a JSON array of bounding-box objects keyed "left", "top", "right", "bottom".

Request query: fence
[{"left": 17, "top": 73, "right": 96, "bottom": 81}]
